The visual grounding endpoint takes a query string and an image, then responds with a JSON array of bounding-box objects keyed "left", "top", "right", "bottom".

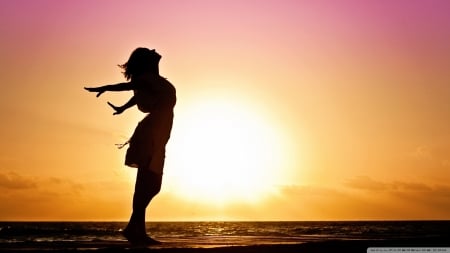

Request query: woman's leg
[{"left": 124, "top": 168, "right": 162, "bottom": 243}]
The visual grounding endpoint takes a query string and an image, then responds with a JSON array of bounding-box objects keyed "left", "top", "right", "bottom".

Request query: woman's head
[{"left": 119, "top": 47, "right": 161, "bottom": 80}]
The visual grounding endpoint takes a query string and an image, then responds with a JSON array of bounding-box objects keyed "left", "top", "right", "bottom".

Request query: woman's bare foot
[
  {"left": 144, "top": 235, "right": 162, "bottom": 245},
  {"left": 123, "top": 227, "right": 161, "bottom": 246},
  {"left": 123, "top": 226, "right": 143, "bottom": 245}
]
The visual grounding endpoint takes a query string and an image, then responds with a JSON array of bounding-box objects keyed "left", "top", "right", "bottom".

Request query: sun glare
[{"left": 166, "top": 97, "right": 288, "bottom": 204}]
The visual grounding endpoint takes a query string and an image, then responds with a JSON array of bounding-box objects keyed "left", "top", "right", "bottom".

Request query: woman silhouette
[{"left": 85, "top": 48, "right": 176, "bottom": 245}]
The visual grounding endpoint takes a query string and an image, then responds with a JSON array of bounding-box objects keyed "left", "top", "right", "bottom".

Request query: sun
[{"left": 165, "top": 96, "right": 288, "bottom": 205}]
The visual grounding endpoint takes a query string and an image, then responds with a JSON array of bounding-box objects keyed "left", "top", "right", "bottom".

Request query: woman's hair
[{"left": 119, "top": 47, "right": 161, "bottom": 80}]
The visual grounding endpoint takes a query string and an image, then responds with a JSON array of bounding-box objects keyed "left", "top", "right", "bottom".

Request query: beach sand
[{"left": 1, "top": 237, "right": 448, "bottom": 253}]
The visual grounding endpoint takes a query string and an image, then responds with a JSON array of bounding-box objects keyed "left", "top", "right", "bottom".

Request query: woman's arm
[
  {"left": 84, "top": 82, "right": 135, "bottom": 97},
  {"left": 107, "top": 96, "right": 137, "bottom": 115}
]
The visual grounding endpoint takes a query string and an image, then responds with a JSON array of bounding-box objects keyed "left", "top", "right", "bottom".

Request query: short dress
[{"left": 124, "top": 74, "right": 176, "bottom": 174}]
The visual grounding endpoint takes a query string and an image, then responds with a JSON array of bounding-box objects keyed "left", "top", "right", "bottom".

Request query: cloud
[
  {"left": 0, "top": 171, "right": 133, "bottom": 220},
  {"left": 343, "top": 176, "right": 450, "bottom": 219},
  {"left": 0, "top": 170, "right": 89, "bottom": 194},
  {"left": 0, "top": 171, "right": 36, "bottom": 189},
  {"left": 245, "top": 177, "right": 450, "bottom": 221},
  {"left": 392, "top": 181, "right": 433, "bottom": 191},
  {"left": 344, "top": 176, "right": 388, "bottom": 191},
  {"left": 410, "top": 145, "right": 433, "bottom": 160},
  {"left": 345, "top": 176, "right": 443, "bottom": 193},
  {"left": 1, "top": 169, "right": 449, "bottom": 221},
  {"left": 47, "top": 176, "right": 85, "bottom": 194},
  {"left": 407, "top": 145, "right": 450, "bottom": 170}
]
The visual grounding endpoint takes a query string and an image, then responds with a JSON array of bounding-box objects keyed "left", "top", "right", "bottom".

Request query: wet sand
[{"left": 1, "top": 236, "right": 449, "bottom": 253}]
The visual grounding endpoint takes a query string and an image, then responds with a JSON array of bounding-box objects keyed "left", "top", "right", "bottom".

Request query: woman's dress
[{"left": 125, "top": 74, "right": 176, "bottom": 174}]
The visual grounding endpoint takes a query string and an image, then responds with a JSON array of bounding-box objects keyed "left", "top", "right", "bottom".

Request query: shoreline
[{"left": 1, "top": 237, "right": 449, "bottom": 253}]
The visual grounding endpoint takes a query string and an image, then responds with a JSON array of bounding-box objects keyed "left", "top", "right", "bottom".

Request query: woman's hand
[
  {"left": 107, "top": 102, "right": 125, "bottom": 115},
  {"left": 84, "top": 87, "right": 105, "bottom": 97}
]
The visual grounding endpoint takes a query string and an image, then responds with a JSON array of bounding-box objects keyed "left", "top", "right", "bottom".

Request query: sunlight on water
[{"left": 1, "top": 221, "right": 449, "bottom": 247}]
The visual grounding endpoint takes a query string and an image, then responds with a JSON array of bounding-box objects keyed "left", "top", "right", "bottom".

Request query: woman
[{"left": 85, "top": 48, "right": 176, "bottom": 245}]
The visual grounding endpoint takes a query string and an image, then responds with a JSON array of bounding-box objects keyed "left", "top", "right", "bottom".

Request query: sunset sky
[{"left": 1, "top": 0, "right": 449, "bottom": 221}]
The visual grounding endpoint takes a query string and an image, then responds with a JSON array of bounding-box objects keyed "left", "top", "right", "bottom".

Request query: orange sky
[{"left": 0, "top": 0, "right": 449, "bottom": 221}]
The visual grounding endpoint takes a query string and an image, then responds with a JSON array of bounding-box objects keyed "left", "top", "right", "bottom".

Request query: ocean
[{"left": 1, "top": 221, "right": 449, "bottom": 248}]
